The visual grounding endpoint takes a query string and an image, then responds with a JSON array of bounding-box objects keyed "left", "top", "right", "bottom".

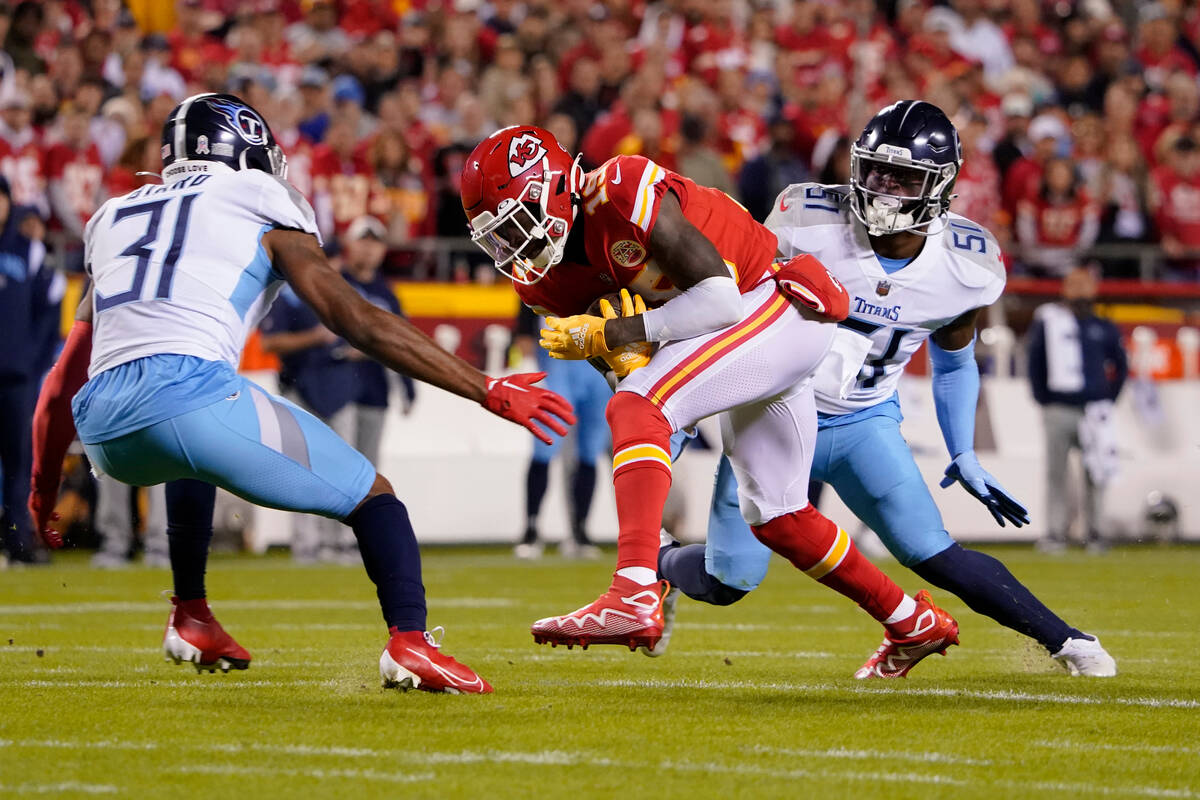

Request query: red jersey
[
  {"left": 1151, "top": 166, "right": 1200, "bottom": 247},
  {"left": 45, "top": 142, "right": 104, "bottom": 230},
  {"left": 1018, "top": 193, "right": 1095, "bottom": 248},
  {"left": 516, "top": 155, "right": 777, "bottom": 317},
  {"left": 310, "top": 145, "right": 386, "bottom": 234},
  {"left": 0, "top": 139, "right": 46, "bottom": 215}
]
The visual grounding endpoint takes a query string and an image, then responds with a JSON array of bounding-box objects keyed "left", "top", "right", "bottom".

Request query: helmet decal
[
  {"left": 205, "top": 97, "right": 268, "bottom": 146},
  {"left": 196, "top": 135, "right": 210, "bottom": 155},
  {"left": 508, "top": 132, "right": 547, "bottom": 178}
]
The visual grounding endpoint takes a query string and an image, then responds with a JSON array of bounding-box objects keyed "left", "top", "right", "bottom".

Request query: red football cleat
[
  {"left": 854, "top": 590, "right": 959, "bottom": 680},
  {"left": 380, "top": 627, "right": 493, "bottom": 694},
  {"left": 163, "top": 596, "right": 251, "bottom": 673},
  {"left": 531, "top": 576, "right": 670, "bottom": 651}
]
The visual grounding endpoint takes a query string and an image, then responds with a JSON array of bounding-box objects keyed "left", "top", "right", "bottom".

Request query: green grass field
[{"left": 2, "top": 545, "right": 1198, "bottom": 799}]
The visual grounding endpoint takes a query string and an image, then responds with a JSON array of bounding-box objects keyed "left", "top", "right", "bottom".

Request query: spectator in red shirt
[
  {"left": 1135, "top": 3, "right": 1197, "bottom": 91},
  {"left": 1149, "top": 136, "right": 1200, "bottom": 277},
  {"left": 1004, "top": 113, "right": 1066, "bottom": 218},
  {"left": 1017, "top": 157, "right": 1100, "bottom": 277},
  {"left": 311, "top": 116, "right": 384, "bottom": 240},
  {"left": 45, "top": 101, "right": 104, "bottom": 247},
  {"left": 0, "top": 93, "right": 46, "bottom": 220},
  {"left": 776, "top": 0, "right": 836, "bottom": 79},
  {"left": 367, "top": 122, "right": 430, "bottom": 244}
]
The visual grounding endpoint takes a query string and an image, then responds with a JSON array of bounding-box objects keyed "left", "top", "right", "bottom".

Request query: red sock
[
  {"left": 606, "top": 392, "right": 673, "bottom": 572},
  {"left": 752, "top": 506, "right": 904, "bottom": 622}
]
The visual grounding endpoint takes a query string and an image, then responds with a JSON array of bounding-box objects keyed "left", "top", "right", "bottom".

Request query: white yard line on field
[
  {"left": 749, "top": 745, "right": 992, "bottom": 766},
  {"left": 0, "top": 782, "right": 117, "bottom": 794},
  {"left": 586, "top": 677, "right": 1200, "bottom": 709},
  {"left": 174, "top": 764, "right": 435, "bottom": 783},
  {"left": 3, "top": 740, "right": 1195, "bottom": 798},
  {"left": 1031, "top": 740, "right": 1200, "bottom": 757},
  {"left": 0, "top": 598, "right": 510, "bottom": 615}
]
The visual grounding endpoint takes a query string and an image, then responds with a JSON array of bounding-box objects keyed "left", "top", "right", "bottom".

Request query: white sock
[
  {"left": 616, "top": 566, "right": 659, "bottom": 586},
  {"left": 883, "top": 594, "right": 917, "bottom": 625}
]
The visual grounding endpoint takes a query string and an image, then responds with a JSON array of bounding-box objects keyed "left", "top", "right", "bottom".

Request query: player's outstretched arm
[
  {"left": 931, "top": 307, "right": 1029, "bottom": 528},
  {"left": 266, "top": 228, "right": 575, "bottom": 443},
  {"left": 28, "top": 286, "right": 95, "bottom": 548}
]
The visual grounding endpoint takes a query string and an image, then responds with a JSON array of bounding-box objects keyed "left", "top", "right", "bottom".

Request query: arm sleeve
[
  {"left": 639, "top": 275, "right": 742, "bottom": 343},
  {"left": 1027, "top": 318, "right": 1050, "bottom": 405},
  {"left": 929, "top": 335, "right": 981, "bottom": 459}
]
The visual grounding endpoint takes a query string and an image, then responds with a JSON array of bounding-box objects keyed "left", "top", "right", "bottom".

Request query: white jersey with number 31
[
  {"left": 765, "top": 183, "right": 1005, "bottom": 415},
  {"left": 83, "top": 169, "right": 320, "bottom": 378}
]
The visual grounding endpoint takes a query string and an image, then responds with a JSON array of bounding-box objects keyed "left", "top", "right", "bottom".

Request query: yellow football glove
[
  {"left": 540, "top": 314, "right": 609, "bottom": 360},
  {"left": 597, "top": 289, "right": 653, "bottom": 378}
]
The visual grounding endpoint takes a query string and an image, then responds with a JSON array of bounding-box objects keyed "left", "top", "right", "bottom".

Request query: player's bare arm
[
  {"left": 267, "top": 227, "right": 575, "bottom": 443},
  {"left": 602, "top": 191, "right": 739, "bottom": 349},
  {"left": 76, "top": 284, "right": 94, "bottom": 322},
  {"left": 931, "top": 306, "right": 983, "bottom": 351},
  {"left": 266, "top": 227, "right": 491, "bottom": 403}
]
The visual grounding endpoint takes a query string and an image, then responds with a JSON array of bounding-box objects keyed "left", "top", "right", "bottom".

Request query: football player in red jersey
[{"left": 461, "top": 126, "right": 957, "bottom": 664}]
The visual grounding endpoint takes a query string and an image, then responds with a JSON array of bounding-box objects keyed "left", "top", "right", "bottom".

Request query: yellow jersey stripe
[
  {"left": 633, "top": 165, "right": 663, "bottom": 231},
  {"left": 649, "top": 293, "right": 787, "bottom": 406}
]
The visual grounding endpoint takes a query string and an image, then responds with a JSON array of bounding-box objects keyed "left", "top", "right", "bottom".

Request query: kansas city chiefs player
[{"left": 461, "top": 125, "right": 958, "bottom": 669}]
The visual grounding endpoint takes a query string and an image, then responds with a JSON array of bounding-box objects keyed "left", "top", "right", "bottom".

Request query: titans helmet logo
[{"left": 205, "top": 98, "right": 268, "bottom": 146}]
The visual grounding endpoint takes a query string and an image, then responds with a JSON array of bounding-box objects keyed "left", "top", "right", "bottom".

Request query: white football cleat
[
  {"left": 639, "top": 585, "right": 679, "bottom": 657},
  {"left": 1052, "top": 636, "right": 1117, "bottom": 677},
  {"left": 558, "top": 538, "right": 602, "bottom": 560},
  {"left": 513, "top": 542, "right": 544, "bottom": 560}
]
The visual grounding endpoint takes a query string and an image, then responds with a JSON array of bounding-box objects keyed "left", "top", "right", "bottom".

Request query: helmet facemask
[
  {"left": 470, "top": 154, "right": 582, "bottom": 285},
  {"left": 850, "top": 145, "right": 958, "bottom": 236}
]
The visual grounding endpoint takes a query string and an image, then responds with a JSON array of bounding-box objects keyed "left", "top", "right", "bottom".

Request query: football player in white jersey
[
  {"left": 656, "top": 101, "right": 1116, "bottom": 678},
  {"left": 26, "top": 93, "right": 575, "bottom": 693}
]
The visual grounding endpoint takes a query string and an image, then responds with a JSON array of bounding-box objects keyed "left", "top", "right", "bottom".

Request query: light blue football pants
[
  {"left": 688, "top": 411, "right": 957, "bottom": 591},
  {"left": 85, "top": 377, "right": 376, "bottom": 521}
]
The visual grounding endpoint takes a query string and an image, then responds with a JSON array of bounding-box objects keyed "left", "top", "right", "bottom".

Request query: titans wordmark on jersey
[
  {"left": 765, "top": 183, "right": 1005, "bottom": 415},
  {"left": 83, "top": 169, "right": 320, "bottom": 378}
]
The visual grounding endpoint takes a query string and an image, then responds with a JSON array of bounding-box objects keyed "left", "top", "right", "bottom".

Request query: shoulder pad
[
  {"left": 592, "top": 155, "right": 664, "bottom": 232},
  {"left": 765, "top": 183, "right": 854, "bottom": 258},
  {"left": 940, "top": 214, "right": 1006, "bottom": 297},
  {"left": 765, "top": 183, "right": 853, "bottom": 231},
  {"left": 252, "top": 172, "right": 321, "bottom": 243}
]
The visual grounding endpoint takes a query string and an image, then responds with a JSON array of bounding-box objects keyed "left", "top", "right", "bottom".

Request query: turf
[{"left": 1, "top": 545, "right": 1198, "bottom": 799}]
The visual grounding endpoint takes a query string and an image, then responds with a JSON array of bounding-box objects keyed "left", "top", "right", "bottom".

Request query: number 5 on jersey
[{"left": 94, "top": 194, "right": 199, "bottom": 313}]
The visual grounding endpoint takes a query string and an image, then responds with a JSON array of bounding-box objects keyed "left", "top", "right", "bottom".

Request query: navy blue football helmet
[
  {"left": 160, "top": 93, "right": 286, "bottom": 184},
  {"left": 850, "top": 100, "right": 961, "bottom": 236}
]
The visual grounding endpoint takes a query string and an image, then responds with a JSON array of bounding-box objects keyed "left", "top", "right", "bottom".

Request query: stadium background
[{"left": 9, "top": 0, "right": 1200, "bottom": 549}]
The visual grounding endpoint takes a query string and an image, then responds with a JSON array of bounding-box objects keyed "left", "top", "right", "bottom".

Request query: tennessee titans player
[
  {"left": 658, "top": 101, "right": 1116, "bottom": 678},
  {"left": 28, "top": 93, "right": 575, "bottom": 692}
]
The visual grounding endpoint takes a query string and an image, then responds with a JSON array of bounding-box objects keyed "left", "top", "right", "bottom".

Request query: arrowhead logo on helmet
[{"left": 508, "top": 133, "right": 547, "bottom": 178}]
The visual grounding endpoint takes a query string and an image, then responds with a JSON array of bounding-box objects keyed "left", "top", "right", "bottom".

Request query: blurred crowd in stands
[{"left": 1, "top": 0, "right": 1200, "bottom": 282}]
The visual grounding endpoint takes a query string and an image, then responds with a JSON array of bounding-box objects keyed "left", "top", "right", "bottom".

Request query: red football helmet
[{"left": 461, "top": 125, "right": 583, "bottom": 285}]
